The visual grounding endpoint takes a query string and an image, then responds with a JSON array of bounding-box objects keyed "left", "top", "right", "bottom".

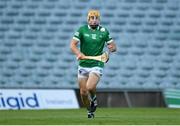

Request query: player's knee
[
  {"left": 86, "top": 85, "right": 95, "bottom": 92},
  {"left": 80, "top": 89, "right": 88, "bottom": 96}
]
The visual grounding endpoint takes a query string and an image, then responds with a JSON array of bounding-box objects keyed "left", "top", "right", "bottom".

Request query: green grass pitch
[{"left": 0, "top": 108, "right": 180, "bottom": 125}]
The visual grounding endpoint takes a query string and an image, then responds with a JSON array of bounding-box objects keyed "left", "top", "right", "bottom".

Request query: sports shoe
[{"left": 87, "top": 112, "right": 94, "bottom": 118}]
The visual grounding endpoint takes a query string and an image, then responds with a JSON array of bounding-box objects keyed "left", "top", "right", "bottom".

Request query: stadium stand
[{"left": 0, "top": 0, "right": 180, "bottom": 90}]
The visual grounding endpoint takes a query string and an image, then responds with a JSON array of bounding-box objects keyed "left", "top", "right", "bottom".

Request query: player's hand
[
  {"left": 107, "top": 44, "right": 116, "bottom": 52},
  {"left": 76, "top": 52, "right": 85, "bottom": 60}
]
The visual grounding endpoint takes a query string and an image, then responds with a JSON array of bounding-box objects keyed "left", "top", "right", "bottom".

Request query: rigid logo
[{"left": 0, "top": 93, "right": 40, "bottom": 110}]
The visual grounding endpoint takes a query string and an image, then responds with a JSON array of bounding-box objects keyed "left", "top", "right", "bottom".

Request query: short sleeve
[
  {"left": 105, "top": 29, "right": 113, "bottom": 44},
  {"left": 73, "top": 27, "right": 82, "bottom": 42}
]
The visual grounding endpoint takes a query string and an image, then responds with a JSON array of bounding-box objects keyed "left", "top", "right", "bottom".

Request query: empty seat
[{"left": 0, "top": 0, "right": 180, "bottom": 90}]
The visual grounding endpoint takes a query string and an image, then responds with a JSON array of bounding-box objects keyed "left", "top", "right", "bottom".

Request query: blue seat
[{"left": 0, "top": 0, "right": 180, "bottom": 90}]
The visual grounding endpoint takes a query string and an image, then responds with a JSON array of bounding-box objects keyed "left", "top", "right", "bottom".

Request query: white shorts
[{"left": 78, "top": 66, "right": 103, "bottom": 78}]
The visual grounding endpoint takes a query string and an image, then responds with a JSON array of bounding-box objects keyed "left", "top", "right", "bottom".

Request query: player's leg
[
  {"left": 86, "top": 72, "right": 100, "bottom": 113},
  {"left": 78, "top": 77, "right": 96, "bottom": 118},
  {"left": 78, "top": 66, "right": 92, "bottom": 111},
  {"left": 87, "top": 72, "right": 99, "bottom": 97},
  {"left": 87, "top": 67, "right": 102, "bottom": 104},
  {"left": 78, "top": 77, "right": 90, "bottom": 108}
]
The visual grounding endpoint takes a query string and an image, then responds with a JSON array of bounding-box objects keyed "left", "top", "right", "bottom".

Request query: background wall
[{"left": 76, "top": 90, "right": 165, "bottom": 107}]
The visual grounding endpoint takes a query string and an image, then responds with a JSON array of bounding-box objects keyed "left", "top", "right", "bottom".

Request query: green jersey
[{"left": 73, "top": 25, "right": 112, "bottom": 68}]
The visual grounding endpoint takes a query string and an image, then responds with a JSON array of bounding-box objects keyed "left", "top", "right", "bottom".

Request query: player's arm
[
  {"left": 105, "top": 28, "right": 117, "bottom": 52},
  {"left": 70, "top": 39, "right": 85, "bottom": 60}
]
